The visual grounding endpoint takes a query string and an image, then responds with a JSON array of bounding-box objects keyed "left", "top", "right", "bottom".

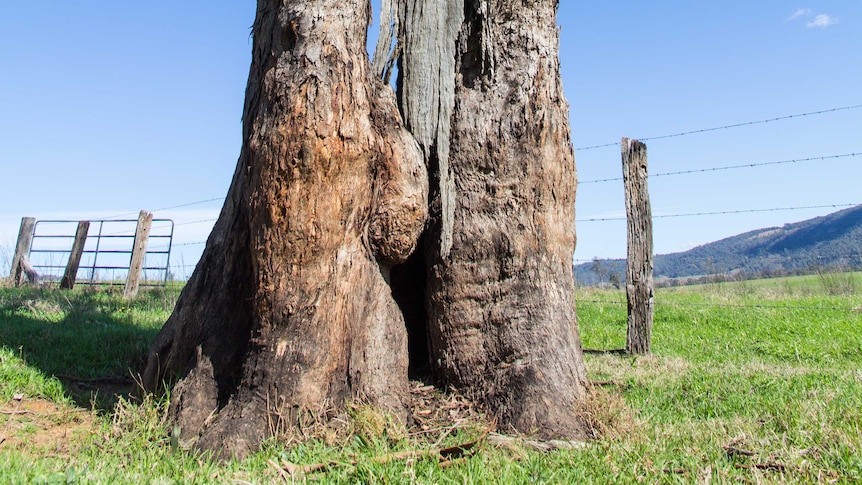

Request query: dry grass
[
  {"left": 578, "top": 385, "right": 638, "bottom": 441},
  {"left": 587, "top": 353, "right": 692, "bottom": 385}
]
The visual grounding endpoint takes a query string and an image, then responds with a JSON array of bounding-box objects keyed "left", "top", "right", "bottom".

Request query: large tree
[
  {"left": 144, "top": 0, "right": 587, "bottom": 458},
  {"left": 388, "top": 0, "right": 589, "bottom": 438},
  {"left": 142, "top": 0, "right": 427, "bottom": 458}
]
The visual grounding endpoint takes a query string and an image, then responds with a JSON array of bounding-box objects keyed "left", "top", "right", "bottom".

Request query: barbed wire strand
[
  {"left": 574, "top": 103, "right": 862, "bottom": 152},
  {"left": 103, "top": 197, "right": 224, "bottom": 221},
  {"left": 579, "top": 152, "right": 862, "bottom": 185},
  {"left": 103, "top": 217, "right": 218, "bottom": 237},
  {"left": 578, "top": 203, "right": 859, "bottom": 222},
  {"left": 174, "top": 241, "right": 207, "bottom": 247}
]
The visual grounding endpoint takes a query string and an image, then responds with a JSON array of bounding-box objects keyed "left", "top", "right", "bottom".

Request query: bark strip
[{"left": 400, "top": 0, "right": 464, "bottom": 258}]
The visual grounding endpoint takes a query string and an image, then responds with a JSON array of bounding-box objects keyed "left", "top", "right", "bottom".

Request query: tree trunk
[
  {"left": 142, "top": 0, "right": 427, "bottom": 460},
  {"left": 413, "top": 0, "right": 590, "bottom": 439},
  {"left": 145, "top": 0, "right": 589, "bottom": 457}
]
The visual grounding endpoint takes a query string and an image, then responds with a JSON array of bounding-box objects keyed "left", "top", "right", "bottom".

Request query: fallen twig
[
  {"left": 0, "top": 410, "right": 32, "bottom": 416},
  {"left": 752, "top": 462, "right": 788, "bottom": 472},
  {"left": 589, "top": 380, "right": 627, "bottom": 388},
  {"left": 487, "top": 432, "right": 588, "bottom": 452},
  {"left": 735, "top": 462, "right": 789, "bottom": 473},
  {"left": 723, "top": 445, "right": 755, "bottom": 457},
  {"left": 277, "top": 429, "right": 489, "bottom": 477},
  {"left": 267, "top": 458, "right": 291, "bottom": 482}
]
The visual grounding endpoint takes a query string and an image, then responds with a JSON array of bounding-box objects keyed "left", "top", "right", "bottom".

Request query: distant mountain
[{"left": 575, "top": 204, "right": 862, "bottom": 286}]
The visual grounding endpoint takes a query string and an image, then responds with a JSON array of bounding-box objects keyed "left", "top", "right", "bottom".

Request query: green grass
[
  {"left": 0, "top": 286, "right": 174, "bottom": 378},
  {"left": 0, "top": 278, "right": 860, "bottom": 483}
]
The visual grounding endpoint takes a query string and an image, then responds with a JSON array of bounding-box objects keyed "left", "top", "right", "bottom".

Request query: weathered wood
[
  {"left": 421, "top": 0, "right": 589, "bottom": 440},
  {"left": 10, "top": 217, "right": 36, "bottom": 286},
  {"left": 370, "top": 0, "right": 399, "bottom": 82},
  {"left": 399, "top": 0, "right": 463, "bottom": 258},
  {"left": 142, "top": 0, "right": 427, "bottom": 460},
  {"left": 622, "top": 138, "right": 654, "bottom": 355},
  {"left": 14, "top": 254, "right": 40, "bottom": 286},
  {"left": 123, "top": 211, "right": 153, "bottom": 299},
  {"left": 60, "top": 221, "right": 90, "bottom": 290}
]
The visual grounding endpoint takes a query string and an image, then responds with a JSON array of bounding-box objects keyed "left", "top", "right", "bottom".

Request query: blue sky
[{"left": 1, "top": 2, "right": 859, "bottom": 276}]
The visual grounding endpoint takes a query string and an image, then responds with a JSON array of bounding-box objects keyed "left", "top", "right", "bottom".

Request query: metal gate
[{"left": 25, "top": 218, "right": 174, "bottom": 288}]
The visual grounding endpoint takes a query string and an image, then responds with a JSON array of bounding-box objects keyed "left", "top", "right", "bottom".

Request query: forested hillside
[{"left": 575, "top": 204, "right": 862, "bottom": 286}]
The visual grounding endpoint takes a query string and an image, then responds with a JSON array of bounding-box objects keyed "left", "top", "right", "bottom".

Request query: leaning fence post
[
  {"left": 622, "top": 138, "right": 654, "bottom": 355},
  {"left": 60, "top": 221, "right": 91, "bottom": 290},
  {"left": 124, "top": 211, "right": 153, "bottom": 299},
  {"left": 10, "top": 217, "right": 36, "bottom": 286}
]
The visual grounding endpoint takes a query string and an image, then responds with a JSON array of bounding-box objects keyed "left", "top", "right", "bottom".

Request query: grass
[{"left": 0, "top": 275, "right": 860, "bottom": 483}]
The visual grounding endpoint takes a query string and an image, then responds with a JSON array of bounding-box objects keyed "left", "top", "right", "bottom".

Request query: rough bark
[
  {"left": 10, "top": 217, "right": 36, "bottom": 286},
  {"left": 142, "top": 0, "right": 427, "bottom": 460},
  {"left": 622, "top": 138, "right": 654, "bottom": 355},
  {"left": 421, "top": 0, "right": 590, "bottom": 439},
  {"left": 14, "top": 255, "right": 40, "bottom": 286},
  {"left": 60, "top": 221, "right": 90, "bottom": 290}
]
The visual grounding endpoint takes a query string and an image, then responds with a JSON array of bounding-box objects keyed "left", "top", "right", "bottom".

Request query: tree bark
[
  {"left": 145, "top": 0, "right": 589, "bottom": 457},
  {"left": 142, "top": 0, "right": 427, "bottom": 459},
  {"left": 418, "top": 0, "right": 590, "bottom": 439}
]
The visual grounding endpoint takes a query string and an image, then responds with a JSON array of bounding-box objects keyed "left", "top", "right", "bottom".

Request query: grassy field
[{"left": 0, "top": 275, "right": 860, "bottom": 483}]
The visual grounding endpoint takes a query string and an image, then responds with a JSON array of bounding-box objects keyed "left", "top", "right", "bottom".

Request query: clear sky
[{"left": 1, "top": 2, "right": 860, "bottom": 276}]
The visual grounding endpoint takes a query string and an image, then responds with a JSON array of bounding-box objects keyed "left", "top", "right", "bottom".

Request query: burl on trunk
[
  {"left": 142, "top": 0, "right": 427, "bottom": 459},
  {"left": 144, "top": 0, "right": 590, "bottom": 459}
]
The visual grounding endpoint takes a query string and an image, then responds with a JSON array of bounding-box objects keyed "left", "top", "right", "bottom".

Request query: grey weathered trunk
[
  {"left": 10, "top": 217, "right": 36, "bottom": 286},
  {"left": 402, "top": 0, "right": 589, "bottom": 439},
  {"left": 142, "top": 0, "right": 427, "bottom": 459},
  {"left": 622, "top": 138, "right": 654, "bottom": 355},
  {"left": 60, "top": 221, "right": 90, "bottom": 290}
]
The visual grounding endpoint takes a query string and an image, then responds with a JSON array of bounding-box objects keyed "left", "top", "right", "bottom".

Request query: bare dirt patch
[{"left": 0, "top": 397, "right": 96, "bottom": 456}]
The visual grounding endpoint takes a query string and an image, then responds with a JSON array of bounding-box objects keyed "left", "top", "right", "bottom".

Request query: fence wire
[
  {"left": 579, "top": 152, "right": 862, "bottom": 185},
  {"left": 575, "top": 103, "right": 862, "bottom": 151}
]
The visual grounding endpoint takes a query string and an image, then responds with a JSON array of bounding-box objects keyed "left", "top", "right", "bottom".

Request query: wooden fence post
[
  {"left": 10, "top": 217, "right": 36, "bottom": 286},
  {"left": 60, "top": 221, "right": 90, "bottom": 290},
  {"left": 124, "top": 211, "right": 153, "bottom": 299},
  {"left": 622, "top": 138, "right": 654, "bottom": 355}
]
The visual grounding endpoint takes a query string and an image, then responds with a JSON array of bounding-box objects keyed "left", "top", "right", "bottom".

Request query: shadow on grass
[{"left": 0, "top": 286, "right": 177, "bottom": 412}]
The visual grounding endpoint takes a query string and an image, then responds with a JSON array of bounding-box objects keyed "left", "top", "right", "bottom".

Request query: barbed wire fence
[
  {"left": 572, "top": 103, "right": 862, "bottom": 315},
  {"left": 35, "top": 104, "right": 857, "bottom": 312}
]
